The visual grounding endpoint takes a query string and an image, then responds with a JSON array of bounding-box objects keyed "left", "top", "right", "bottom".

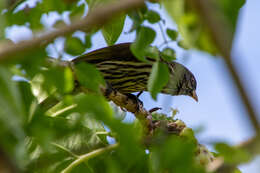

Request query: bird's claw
[
  {"left": 125, "top": 93, "right": 143, "bottom": 110},
  {"left": 149, "top": 107, "right": 162, "bottom": 113}
]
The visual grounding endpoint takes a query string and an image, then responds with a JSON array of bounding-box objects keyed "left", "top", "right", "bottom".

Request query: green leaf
[
  {"left": 5, "top": 6, "right": 43, "bottom": 30},
  {"left": 5, "top": 0, "right": 79, "bottom": 29},
  {"left": 0, "top": 66, "right": 25, "bottom": 130},
  {"left": 145, "top": 10, "right": 161, "bottom": 24},
  {"left": 55, "top": 114, "right": 108, "bottom": 154},
  {"left": 17, "top": 47, "right": 46, "bottom": 78},
  {"left": 102, "top": 14, "right": 126, "bottom": 46},
  {"left": 74, "top": 62, "right": 105, "bottom": 93},
  {"left": 177, "top": 40, "right": 189, "bottom": 50},
  {"left": 75, "top": 94, "right": 113, "bottom": 123},
  {"left": 130, "top": 26, "right": 156, "bottom": 61},
  {"left": 64, "top": 67, "right": 74, "bottom": 93},
  {"left": 127, "top": 7, "right": 147, "bottom": 32},
  {"left": 0, "top": 1, "right": 6, "bottom": 38},
  {"left": 148, "top": 61, "right": 169, "bottom": 100},
  {"left": 42, "top": 66, "right": 74, "bottom": 94},
  {"left": 144, "top": 46, "right": 160, "bottom": 60},
  {"left": 65, "top": 36, "right": 86, "bottom": 56},
  {"left": 110, "top": 102, "right": 127, "bottom": 121},
  {"left": 26, "top": 110, "right": 109, "bottom": 172},
  {"left": 30, "top": 74, "right": 48, "bottom": 103},
  {"left": 216, "top": 0, "right": 245, "bottom": 35},
  {"left": 17, "top": 81, "right": 35, "bottom": 116},
  {"left": 70, "top": 3, "right": 85, "bottom": 18},
  {"left": 166, "top": 28, "right": 178, "bottom": 41},
  {"left": 85, "top": 34, "right": 92, "bottom": 49},
  {"left": 41, "top": 0, "right": 77, "bottom": 13},
  {"left": 215, "top": 143, "right": 251, "bottom": 164},
  {"left": 161, "top": 47, "right": 176, "bottom": 61},
  {"left": 150, "top": 136, "right": 200, "bottom": 173},
  {"left": 0, "top": 66, "right": 27, "bottom": 168},
  {"left": 163, "top": 0, "right": 217, "bottom": 54},
  {"left": 163, "top": 0, "right": 245, "bottom": 55}
]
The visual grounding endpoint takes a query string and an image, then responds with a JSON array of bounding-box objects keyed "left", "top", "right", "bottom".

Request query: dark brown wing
[
  {"left": 72, "top": 43, "right": 152, "bottom": 93},
  {"left": 72, "top": 42, "right": 138, "bottom": 64}
]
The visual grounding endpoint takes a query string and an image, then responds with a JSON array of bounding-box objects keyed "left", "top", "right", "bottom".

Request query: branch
[
  {"left": 188, "top": 0, "right": 260, "bottom": 135},
  {"left": 93, "top": 86, "right": 153, "bottom": 133},
  {"left": 61, "top": 143, "right": 119, "bottom": 173},
  {"left": 0, "top": 0, "right": 145, "bottom": 63}
]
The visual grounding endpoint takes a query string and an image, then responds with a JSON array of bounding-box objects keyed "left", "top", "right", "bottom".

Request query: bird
[{"left": 72, "top": 42, "right": 198, "bottom": 101}]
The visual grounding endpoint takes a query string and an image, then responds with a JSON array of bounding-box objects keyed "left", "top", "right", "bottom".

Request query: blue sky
[{"left": 6, "top": 0, "right": 260, "bottom": 172}]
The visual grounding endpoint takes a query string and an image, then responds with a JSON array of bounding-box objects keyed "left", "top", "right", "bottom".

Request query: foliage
[{"left": 0, "top": 0, "right": 249, "bottom": 173}]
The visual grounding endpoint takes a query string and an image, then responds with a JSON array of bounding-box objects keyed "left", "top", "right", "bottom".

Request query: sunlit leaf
[
  {"left": 150, "top": 136, "right": 202, "bottom": 173},
  {"left": 70, "top": 3, "right": 85, "bottom": 18},
  {"left": 74, "top": 62, "right": 105, "bottom": 93},
  {"left": 161, "top": 47, "right": 176, "bottom": 61},
  {"left": 102, "top": 14, "right": 126, "bottom": 46},
  {"left": 163, "top": 0, "right": 217, "bottom": 54},
  {"left": 145, "top": 46, "right": 160, "bottom": 60},
  {"left": 163, "top": 0, "right": 245, "bottom": 55},
  {"left": 65, "top": 36, "right": 86, "bottom": 56},
  {"left": 166, "top": 28, "right": 178, "bottom": 41},
  {"left": 41, "top": 66, "right": 74, "bottom": 95},
  {"left": 130, "top": 26, "right": 156, "bottom": 61},
  {"left": 145, "top": 10, "right": 161, "bottom": 24},
  {"left": 215, "top": 143, "right": 251, "bottom": 164}
]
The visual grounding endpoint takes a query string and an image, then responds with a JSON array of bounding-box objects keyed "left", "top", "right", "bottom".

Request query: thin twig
[
  {"left": 159, "top": 40, "right": 174, "bottom": 49},
  {"left": 158, "top": 21, "right": 168, "bottom": 47},
  {"left": 50, "top": 104, "right": 77, "bottom": 117},
  {"left": 61, "top": 143, "right": 119, "bottom": 173},
  {"left": 8, "top": 0, "right": 26, "bottom": 11}
]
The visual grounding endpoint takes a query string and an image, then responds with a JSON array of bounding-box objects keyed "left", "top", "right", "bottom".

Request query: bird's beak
[{"left": 191, "top": 90, "right": 198, "bottom": 102}]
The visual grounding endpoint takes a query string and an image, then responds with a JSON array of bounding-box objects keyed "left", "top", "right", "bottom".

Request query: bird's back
[{"left": 72, "top": 43, "right": 152, "bottom": 93}]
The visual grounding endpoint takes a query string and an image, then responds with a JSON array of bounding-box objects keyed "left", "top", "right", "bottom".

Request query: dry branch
[{"left": 0, "top": 0, "right": 145, "bottom": 63}]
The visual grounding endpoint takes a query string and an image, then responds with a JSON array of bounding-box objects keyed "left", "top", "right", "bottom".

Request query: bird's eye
[{"left": 190, "top": 77, "right": 196, "bottom": 88}]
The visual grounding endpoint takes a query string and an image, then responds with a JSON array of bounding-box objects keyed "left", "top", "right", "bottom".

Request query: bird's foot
[
  {"left": 149, "top": 107, "right": 162, "bottom": 113},
  {"left": 136, "top": 91, "right": 143, "bottom": 98},
  {"left": 125, "top": 93, "right": 144, "bottom": 110},
  {"left": 104, "top": 82, "right": 115, "bottom": 101}
]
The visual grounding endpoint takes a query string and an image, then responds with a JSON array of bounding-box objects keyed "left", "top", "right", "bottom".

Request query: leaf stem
[
  {"left": 61, "top": 143, "right": 119, "bottom": 173},
  {"left": 158, "top": 21, "right": 168, "bottom": 47},
  {"left": 95, "top": 131, "right": 110, "bottom": 136},
  {"left": 51, "top": 142, "right": 79, "bottom": 158},
  {"left": 50, "top": 104, "right": 77, "bottom": 117}
]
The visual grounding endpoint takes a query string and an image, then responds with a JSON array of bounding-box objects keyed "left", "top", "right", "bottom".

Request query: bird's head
[{"left": 163, "top": 62, "right": 198, "bottom": 102}]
